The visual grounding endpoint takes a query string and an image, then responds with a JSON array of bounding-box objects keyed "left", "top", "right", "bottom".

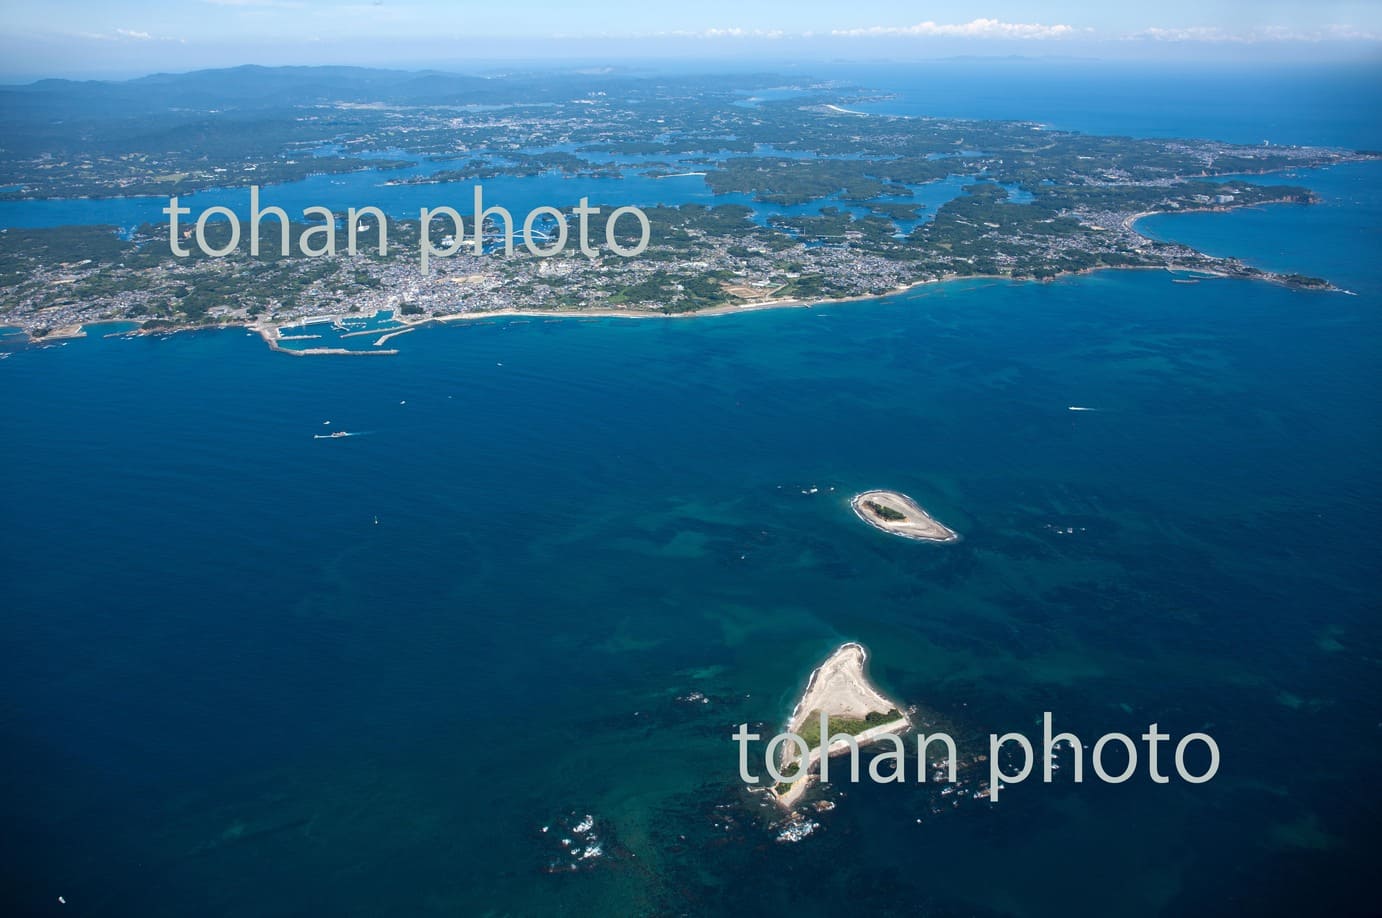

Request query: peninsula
[
  {"left": 773, "top": 642, "right": 910, "bottom": 807},
  {"left": 851, "top": 490, "right": 959, "bottom": 542},
  {"left": 1, "top": 66, "right": 1374, "bottom": 347}
]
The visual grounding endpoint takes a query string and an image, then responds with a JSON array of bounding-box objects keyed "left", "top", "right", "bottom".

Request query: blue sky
[{"left": 2, "top": 1, "right": 1380, "bottom": 79}]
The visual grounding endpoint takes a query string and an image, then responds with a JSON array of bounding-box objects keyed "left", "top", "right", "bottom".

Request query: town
[{"left": 162, "top": 186, "right": 652, "bottom": 272}]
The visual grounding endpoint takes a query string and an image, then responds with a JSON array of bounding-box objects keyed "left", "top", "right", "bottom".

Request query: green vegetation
[
  {"left": 797, "top": 709, "right": 902, "bottom": 750},
  {"left": 864, "top": 501, "right": 906, "bottom": 522},
  {"left": 0, "top": 67, "right": 1363, "bottom": 337},
  {"left": 707, "top": 157, "right": 946, "bottom": 205}
]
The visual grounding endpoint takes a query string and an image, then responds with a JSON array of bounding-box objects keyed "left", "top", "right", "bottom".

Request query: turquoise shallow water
[{"left": 2, "top": 66, "right": 1381, "bottom": 916}]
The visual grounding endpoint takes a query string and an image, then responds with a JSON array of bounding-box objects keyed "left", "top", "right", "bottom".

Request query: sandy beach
[
  {"left": 35, "top": 193, "right": 1335, "bottom": 357},
  {"left": 851, "top": 490, "right": 959, "bottom": 542},
  {"left": 774, "top": 642, "right": 910, "bottom": 807}
]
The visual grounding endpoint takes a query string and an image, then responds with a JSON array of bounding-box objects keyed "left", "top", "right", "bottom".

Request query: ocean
[{"left": 1, "top": 61, "right": 1380, "bottom": 916}]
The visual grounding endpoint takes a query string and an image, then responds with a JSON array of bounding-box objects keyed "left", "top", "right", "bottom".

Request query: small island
[
  {"left": 851, "top": 490, "right": 958, "bottom": 542},
  {"left": 773, "top": 642, "right": 910, "bottom": 807}
]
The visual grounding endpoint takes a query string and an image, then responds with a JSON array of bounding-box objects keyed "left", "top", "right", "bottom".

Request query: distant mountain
[
  {"left": 0, "top": 63, "right": 777, "bottom": 165},
  {"left": 3, "top": 65, "right": 502, "bottom": 116},
  {"left": 0, "top": 65, "right": 548, "bottom": 159}
]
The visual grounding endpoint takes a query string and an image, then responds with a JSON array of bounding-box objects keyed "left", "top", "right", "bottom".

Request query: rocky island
[
  {"left": 773, "top": 642, "right": 910, "bottom": 807},
  {"left": 851, "top": 490, "right": 959, "bottom": 542}
]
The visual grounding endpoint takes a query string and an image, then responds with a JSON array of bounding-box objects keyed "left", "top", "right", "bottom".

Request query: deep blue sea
[{"left": 2, "top": 62, "right": 1380, "bottom": 916}]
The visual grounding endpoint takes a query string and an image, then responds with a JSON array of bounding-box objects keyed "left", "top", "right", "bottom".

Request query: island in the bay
[
  {"left": 2, "top": 66, "right": 1376, "bottom": 348},
  {"left": 851, "top": 489, "right": 959, "bottom": 542},
  {"left": 772, "top": 642, "right": 910, "bottom": 807}
]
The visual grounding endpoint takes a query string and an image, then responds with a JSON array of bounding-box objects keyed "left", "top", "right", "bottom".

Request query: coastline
[
  {"left": 1121, "top": 193, "right": 1322, "bottom": 239},
  {"left": 10, "top": 195, "right": 1339, "bottom": 355},
  {"left": 850, "top": 490, "right": 959, "bottom": 542},
  {"left": 772, "top": 642, "right": 911, "bottom": 809}
]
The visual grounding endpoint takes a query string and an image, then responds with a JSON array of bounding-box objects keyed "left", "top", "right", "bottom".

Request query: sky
[{"left": 1, "top": 1, "right": 1380, "bottom": 79}]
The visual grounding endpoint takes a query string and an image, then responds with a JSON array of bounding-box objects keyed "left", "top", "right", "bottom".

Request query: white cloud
[
  {"left": 826, "top": 18, "right": 1378, "bottom": 44},
  {"left": 75, "top": 28, "right": 184, "bottom": 43},
  {"left": 1133, "top": 24, "right": 1379, "bottom": 42},
  {"left": 556, "top": 26, "right": 789, "bottom": 40},
  {"left": 833, "top": 18, "right": 1079, "bottom": 40},
  {"left": 704, "top": 27, "right": 785, "bottom": 39},
  {"left": 658, "top": 27, "right": 787, "bottom": 39}
]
